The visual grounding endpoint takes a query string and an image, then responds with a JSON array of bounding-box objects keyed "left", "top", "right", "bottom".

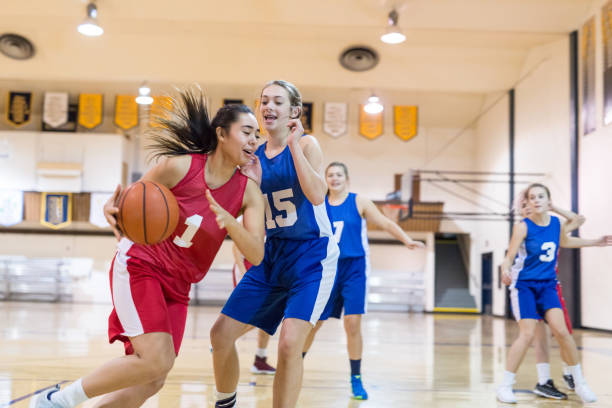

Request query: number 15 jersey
[{"left": 256, "top": 141, "right": 333, "bottom": 241}]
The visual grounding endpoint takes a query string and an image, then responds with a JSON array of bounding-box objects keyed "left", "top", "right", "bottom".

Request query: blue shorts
[
  {"left": 221, "top": 236, "right": 338, "bottom": 335},
  {"left": 320, "top": 256, "right": 368, "bottom": 320},
  {"left": 510, "top": 279, "right": 562, "bottom": 321}
]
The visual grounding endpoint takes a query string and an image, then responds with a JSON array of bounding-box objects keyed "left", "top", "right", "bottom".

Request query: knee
[
  {"left": 146, "top": 378, "right": 167, "bottom": 396},
  {"left": 518, "top": 328, "right": 536, "bottom": 343},
  {"left": 277, "top": 334, "right": 302, "bottom": 361},
  {"left": 210, "top": 317, "right": 235, "bottom": 350},
  {"left": 344, "top": 318, "right": 361, "bottom": 338},
  {"left": 141, "top": 349, "right": 174, "bottom": 381}
]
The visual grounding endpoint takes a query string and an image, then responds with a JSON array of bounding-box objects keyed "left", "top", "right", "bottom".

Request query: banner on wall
[
  {"left": 78, "top": 93, "right": 103, "bottom": 129},
  {"left": 114, "top": 95, "right": 139, "bottom": 130},
  {"left": 43, "top": 92, "right": 69, "bottom": 129},
  {"left": 582, "top": 17, "right": 597, "bottom": 135},
  {"left": 603, "top": 2, "right": 612, "bottom": 125},
  {"left": 0, "top": 190, "right": 23, "bottom": 226},
  {"left": 223, "top": 98, "right": 243, "bottom": 105},
  {"left": 323, "top": 102, "right": 348, "bottom": 138},
  {"left": 40, "top": 192, "right": 72, "bottom": 229},
  {"left": 149, "top": 96, "right": 173, "bottom": 127},
  {"left": 359, "top": 105, "right": 383, "bottom": 139},
  {"left": 394, "top": 106, "right": 418, "bottom": 141},
  {"left": 300, "top": 102, "right": 313, "bottom": 134},
  {"left": 6, "top": 92, "right": 32, "bottom": 128}
]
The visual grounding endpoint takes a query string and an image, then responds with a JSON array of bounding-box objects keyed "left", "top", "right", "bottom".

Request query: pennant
[
  {"left": 582, "top": 17, "right": 596, "bottom": 135},
  {"left": 89, "top": 192, "right": 113, "bottom": 228},
  {"left": 300, "top": 102, "right": 313, "bottom": 134},
  {"left": 40, "top": 192, "right": 72, "bottom": 229},
  {"left": 394, "top": 106, "right": 418, "bottom": 141},
  {"left": 254, "top": 98, "right": 269, "bottom": 137},
  {"left": 78, "top": 93, "right": 103, "bottom": 129},
  {"left": 0, "top": 190, "right": 24, "bottom": 226},
  {"left": 149, "top": 96, "right": 173, "bottom": 128},
  {"left": 323, "top": 102, "right": 348, "bottom": 138},
  {"left": 114, "top": 95, "right": 139, "bottom": 130},
  {"left": 223, "top": 98, "right": 243, "bottom": 105},
  {"left": 43, "top": 92, "right": 69, "bottom": 128},
  {"left": 6, "top": 91, "right": 32, "bottom": 127},
  {"left": 359, "top": 105, "right": 383, "bottom": 139}
]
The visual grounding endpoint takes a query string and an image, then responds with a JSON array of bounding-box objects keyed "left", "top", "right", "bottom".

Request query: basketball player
[
  {"left": 231, "top": 242, "right": 276, "bottom": 375},
  {"left": 209, "top": 80, "right": 339, "bottom": 408},
  {"left": 496, "top": 183, "right": 603, "bottom": 404},
  {"left": 30, "top": 89, "right": 266, "bottom": 408},
  {"left": 510, "top": 194, "right": 612, "bottom": 399},
  {"left": 300, "top": 162, "right": 424, "bottom": 400}
]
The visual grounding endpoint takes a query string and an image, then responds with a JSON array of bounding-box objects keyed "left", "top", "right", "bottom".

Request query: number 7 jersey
[{"left": 256, "top": 142, "right": 333, "bottom": 240}]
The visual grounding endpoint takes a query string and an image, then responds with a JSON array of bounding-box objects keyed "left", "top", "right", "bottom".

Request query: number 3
[{"left": 539, "top": 242, "right": 556, "bottom": 262}]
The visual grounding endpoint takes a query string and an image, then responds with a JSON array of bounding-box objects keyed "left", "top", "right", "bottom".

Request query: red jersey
[{"left": 117, "top": 154, "right": 247, "bottom": 301}]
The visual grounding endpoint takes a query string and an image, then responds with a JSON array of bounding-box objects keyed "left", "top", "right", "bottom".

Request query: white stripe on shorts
[
  {"left": 112, "top": 239, "right": 144, "bottom": 337},
  {"left": 309, "top": 237, "right": 339, "bottom": 325},
  {"left": 510, "top": 286, "right": 521, "bottom": 321}
]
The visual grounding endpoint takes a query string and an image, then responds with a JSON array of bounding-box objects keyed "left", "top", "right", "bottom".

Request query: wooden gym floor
[{"left": 1, "top": 302, "right": 611, "bottom": 407}]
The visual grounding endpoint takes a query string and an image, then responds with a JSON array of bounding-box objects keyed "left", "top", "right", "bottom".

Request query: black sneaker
[
  {"left": 563, "top": 374, "right": 575, "bottom": 391},
  {"left": 533, "top": 380, "right": 568, "bottom": 400}
]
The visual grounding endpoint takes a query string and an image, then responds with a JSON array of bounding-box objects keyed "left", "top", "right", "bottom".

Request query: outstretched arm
[
  {"left": 358, "top": 195, "right": 424, "bottom": 249},
  {"left": 560, "top": 234, "right": 612, "bottom": 248}
]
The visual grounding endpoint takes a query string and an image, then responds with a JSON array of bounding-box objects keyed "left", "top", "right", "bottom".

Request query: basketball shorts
[
  {"left": 320, "top": 256, "right": 367, "bottom": 320},
  {"left": 108, "top": 250, "right": 190, "bottom": 356},
  {"left": 510, "top": 279, "right": 562, "bottom": 321},
  {"left": 221, "top": 236, "right": 339, "bottom": 335}
]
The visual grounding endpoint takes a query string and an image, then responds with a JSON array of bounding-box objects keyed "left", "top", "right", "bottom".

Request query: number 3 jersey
[
  {"left": 256, "top": 142, "right": 333, "bottom": 240},
  {"left": 511, "top": 215, "right": 561, "bottom": 282},
  {"left": 117, "top": 154, "right": 247, "bottom": 297}
]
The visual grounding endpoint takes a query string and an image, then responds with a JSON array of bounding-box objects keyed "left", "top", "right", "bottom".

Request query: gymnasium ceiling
[{"left": 0, "top": 0, "right": 597, "bottom": 94}]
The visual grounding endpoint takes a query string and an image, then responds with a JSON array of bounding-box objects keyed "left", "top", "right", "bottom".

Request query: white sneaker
[
  {"left": 496, "top": 384, "right": 517, "bottom": 404},
  {"left": 575, "top": 382, "right": 597, "bottom": 403},
  {"left": 29, "top": 385, "right": 62, "bottom": 408}
]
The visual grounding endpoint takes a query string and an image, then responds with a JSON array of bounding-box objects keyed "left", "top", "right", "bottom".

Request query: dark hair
[
  {"left": 326, "top": 161, "right": 349, "bottom": 179},
  {"left": 525, "top": 183, "right": 551, "bottom": 199},
  {"left": 261, "top": 80, "right": 303, "bottom": 119},
  {"left": 148, "top": 88, "right": 254, "bottom": 160}
]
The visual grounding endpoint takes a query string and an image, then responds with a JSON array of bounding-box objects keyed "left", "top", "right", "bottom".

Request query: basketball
[{"left": 116, "top": 180, "right": 179, "bottom": 245}]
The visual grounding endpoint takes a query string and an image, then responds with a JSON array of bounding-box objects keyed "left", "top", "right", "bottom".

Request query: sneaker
[
  {"left": 563, "top": 374, "right": 575, "bottom": 391},
  {"left": 533, "top": 380, "right": 568, "bottom": 400},
  {"left": 29, "top": 385, "right": 61, "bottom": 408},
  {"left": 250, "top": 356, "right": 276, "bottom": 375},
  {"left": 496, "top": 384, "right": 517, "bottom": 404},
  {"left": 350, "top": 375, "right": 368, "bottom": 400},
  {"left": 215, "top": 392, "right": 236, "bottom": 408},
  {"left": 575, "top": 382, "right": 597, "bottom": 403}
]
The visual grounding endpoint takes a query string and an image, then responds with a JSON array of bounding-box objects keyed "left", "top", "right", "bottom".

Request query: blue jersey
[
  {"left": 511, "top": 215, "right": 561, "bottom": 282},
  {"left": 326, "top": 193, "right": 368, "bottom": 259},
  {"left": 256, "top": 142, "right": 333, "bottom": 241}
]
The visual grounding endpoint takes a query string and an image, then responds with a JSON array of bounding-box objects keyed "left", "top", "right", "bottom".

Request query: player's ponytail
[{"left": 148, "top": 87, "right": 253, "bottom": 160}]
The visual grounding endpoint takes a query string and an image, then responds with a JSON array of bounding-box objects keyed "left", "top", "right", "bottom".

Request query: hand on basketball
[
  {"left": 595, "top": 235, "right": 612, "bottom": 246},
  {"left": 206, "top": 189, "right": 233, "bottom": 229},
  {"left": 405, "top": 240, "right": 425, "bottom": 250},
  {"left": 104, "top": 184, "right": 123, "bottom": 241},
  {"left": 501, "top": 272, "right": 512, "bottom": 286},
  {"left": 240, "top": 155, "right": 262, "bottom": 186},
  {"left": 287, "top": 118, "right": 304, "bottom": 147}
]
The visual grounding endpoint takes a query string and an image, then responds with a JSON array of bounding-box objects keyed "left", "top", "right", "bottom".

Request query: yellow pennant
[
  {"left": 254, "top": 99, "right": 269, "bottom": 138},
  {"left": 6, "top": 91, "right": 33, "bottom": 128},
  {"left": 394, "top": 106, "right": 418, "bottom": 141},
  {"left": 359, "top": 105, "right": 383, "bottom": 139},
  {"left": 114, "top": 95, "right": 139, "bottom": 130},
  {"left": 78, "top": 94, "right": 103, "bottom": 129},
  {"left": 150, "top": 96, "right": 173, "bottom": 127}
]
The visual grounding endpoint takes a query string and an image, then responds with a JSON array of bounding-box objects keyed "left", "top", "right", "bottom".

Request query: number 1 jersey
[
  {"left": 118, "top": 154, "right": 247, "bottom": 299},
  {"left": 256, "top": 142, "right": 333, "bottom": 241}
]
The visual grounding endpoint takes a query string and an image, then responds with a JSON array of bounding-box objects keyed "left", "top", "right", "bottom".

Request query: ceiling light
[
  {"left": 77, "top": 2, "right": 104, "bottom": 37},
  {"left": 380, "top": 9, "right": 405, "bottom": 44},
  {"left": 364, "top": 95, "right": 383, "bottom": 114},
  {"left": 136, "top": 82, "right": 154, "bottom": 105}
]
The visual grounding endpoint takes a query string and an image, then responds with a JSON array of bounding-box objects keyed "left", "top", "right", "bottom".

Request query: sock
[
  {"left": 536, "top": 363, "right": 551, "bottom": 385},
  {"left": 501, "top": 370, "right": 516, "bottom": 387},
  {"left": 350, "top": 359, "right": 361, "bottom": 377},
  {"left": 215, "top": 391, "right": 236, "bottom": 408},
  {"left": 562, "top": 363, "right": 571, "bottom": 376},
  {"left": 568, "top": 364, "right": 584, "bottom": 384},
  {"left": 255, "top": 348, "right": 267, "bottom": 358},
  {"left": 50, "top": 379, "right": 88, "bottom": 407},
  {"left": 302, "top": 351, "right": 307, "bottom": 358}
]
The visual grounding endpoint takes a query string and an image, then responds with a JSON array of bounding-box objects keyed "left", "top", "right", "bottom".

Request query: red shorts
[
  {"left": 556, "top": 282, "right": 573, "bottom": 334},
  {"left": 108, "top": 252, "right": 189, "bottom": 355}
]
